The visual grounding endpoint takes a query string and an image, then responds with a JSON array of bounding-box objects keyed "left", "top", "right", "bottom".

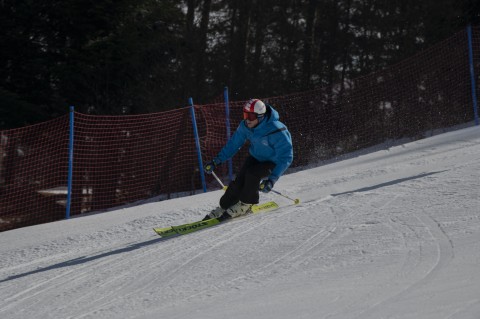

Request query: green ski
[{"left": 153, "top": 201, "right": 281, "bottom": 238}]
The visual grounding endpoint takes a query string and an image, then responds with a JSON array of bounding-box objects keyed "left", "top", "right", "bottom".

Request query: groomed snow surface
[{"left": 1, "top": 126, "right": 480, "bottom": 319}]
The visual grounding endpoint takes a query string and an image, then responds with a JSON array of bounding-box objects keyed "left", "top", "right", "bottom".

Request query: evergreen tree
[{"left": 0, "top": 0, "right": 478, "bottom": 129}]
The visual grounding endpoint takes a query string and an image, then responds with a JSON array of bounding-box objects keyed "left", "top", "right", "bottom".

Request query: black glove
[
  {"left": 204, "top": 159, "right": 219, "bottom": 174},
  {"left": 259, "top": 179, "right": 274, "bottom": 193}
]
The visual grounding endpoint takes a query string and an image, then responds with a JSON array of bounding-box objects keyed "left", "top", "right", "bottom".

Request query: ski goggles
[{"left": 243, "top": 112, "right": 263, "bottom": 121}]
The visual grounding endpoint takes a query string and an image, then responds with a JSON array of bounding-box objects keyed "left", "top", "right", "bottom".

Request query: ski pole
[
  {"left": 211, "top": 171, "right": 228, "bottom": 190},
  {"left": 270, "top": 189, "right": 300, "bottom": 205},
  {"left": 213, "top": 170, "right": 298, "bottom": 204}
]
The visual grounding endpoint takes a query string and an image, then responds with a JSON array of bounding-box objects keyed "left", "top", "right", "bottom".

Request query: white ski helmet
[{"left": 243, "top": 99, "right": 266, "bottom": 115}]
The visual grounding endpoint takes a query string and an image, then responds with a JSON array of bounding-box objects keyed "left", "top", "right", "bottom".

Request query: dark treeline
[{"left": 1, "top": 0, "right": 479, "bottom": 129}]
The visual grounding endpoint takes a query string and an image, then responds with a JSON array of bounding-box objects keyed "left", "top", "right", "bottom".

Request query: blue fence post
[
  {"left": 224, "top": 87, "right": 233, "bottom": 181},
  {"left": 189, "top": 98, "right": 207, "bottom": 193},
  {"left": 467, "top": 25, "right": 479, "bottom": 125},
  {"left": 66, "top": 106, "right": 75, "bottom": 219}
]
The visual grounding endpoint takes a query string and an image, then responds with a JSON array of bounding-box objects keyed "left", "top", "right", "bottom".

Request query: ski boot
[
  {"left": 202, "top": 206, "right": 224, "bottom": 221},
  {"left": 223, "top": 201, "right": 253, "bottom": 219}
]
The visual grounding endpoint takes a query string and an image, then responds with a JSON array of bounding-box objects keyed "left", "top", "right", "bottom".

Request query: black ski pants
[{"left": 220, "top": 156, "right": 275, "bottom": 209}]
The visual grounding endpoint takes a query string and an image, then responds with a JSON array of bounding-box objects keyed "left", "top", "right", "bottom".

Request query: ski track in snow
[{"left": 1, "top": 126, "right": 480, "bottom": 319}]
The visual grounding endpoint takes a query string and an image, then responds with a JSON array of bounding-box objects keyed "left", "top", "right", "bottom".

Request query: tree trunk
[
  {"left": 195, "top": 0, "right": 212, "bottom": 101},
  {"left": 230, "top": 0, "right": 252, "bottom": 98},
  {"left": 302, "top": 0, "right": 318, "bottom": 90},
  {"left": 339, "top": 0, "right": 352, "bottom": 98},
  {"left": 248, "top": 0, "right": 269, "bottom": 96},
  {"left": 183, "top": 0, "right": 196, "bottom": 99}
]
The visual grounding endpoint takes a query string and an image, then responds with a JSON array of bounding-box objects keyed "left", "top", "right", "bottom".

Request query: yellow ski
[{"left": 153, "top": 201, "right": 281, "bottom": 238}]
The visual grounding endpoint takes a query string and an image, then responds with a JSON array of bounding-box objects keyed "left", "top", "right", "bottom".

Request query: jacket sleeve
[
  {"left": 214, "top": 123, "right": 248, "bottom": 164},
  {"left": 269, "top": 130, "right": 293, "bottom": 183}
]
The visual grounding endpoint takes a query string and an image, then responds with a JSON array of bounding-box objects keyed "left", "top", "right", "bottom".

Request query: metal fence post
[
  {"left": 224, "top": 87, "right": 233, "bottom": 181},
  {"left": 467, "top": 25, "right": 479, "bottom": 125},
  {"left": 66, "top": 106, "right": 74, "bottom": 219},
  {"left": 189, "top": 98, "right": 207, "bottom": 192}
]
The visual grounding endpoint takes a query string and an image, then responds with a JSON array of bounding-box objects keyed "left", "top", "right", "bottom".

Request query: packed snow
[{"left": 1, "top": 125, "right": 480, "bottom": 319}]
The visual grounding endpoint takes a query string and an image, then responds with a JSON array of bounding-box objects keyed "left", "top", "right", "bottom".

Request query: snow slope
[{"left": 1, "top": 126, "right": 480, "bottom": 319}]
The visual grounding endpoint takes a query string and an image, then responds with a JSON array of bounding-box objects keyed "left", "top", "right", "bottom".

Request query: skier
[{"left": 203, "top": 98, "right": 293, "bottom": 221}]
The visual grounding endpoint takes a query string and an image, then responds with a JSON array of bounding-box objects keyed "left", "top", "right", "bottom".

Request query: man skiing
[{"left": 203, "top": 98, "right": 293, "bottom": 221}]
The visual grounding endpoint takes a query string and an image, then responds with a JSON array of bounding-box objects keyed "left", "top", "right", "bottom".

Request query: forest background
[{"left": 1, "top": 0, "right": 479, "bottom": 130}]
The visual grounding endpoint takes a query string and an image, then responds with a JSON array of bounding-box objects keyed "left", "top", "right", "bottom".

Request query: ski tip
[{"left": 153, "top": 227, "right": 177, "bottom": 238}]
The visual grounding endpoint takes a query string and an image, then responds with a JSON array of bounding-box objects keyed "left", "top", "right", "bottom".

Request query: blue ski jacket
[{"left": 214, "top": 105, "right": 293, "bottom": 183}]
